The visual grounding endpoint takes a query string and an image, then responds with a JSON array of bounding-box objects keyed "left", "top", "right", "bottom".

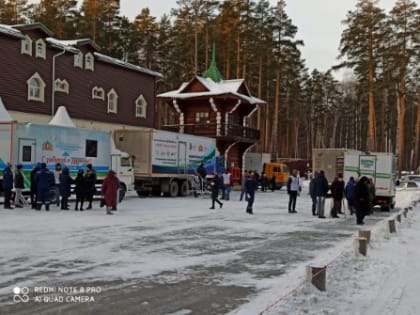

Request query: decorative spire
[{"left": 203, "top": 43, "right": 223, "bottom": 82}]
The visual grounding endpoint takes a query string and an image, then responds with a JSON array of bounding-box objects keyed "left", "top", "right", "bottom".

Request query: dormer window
[
  {"left": 27, "top": 72, "right": 46, "bottom": 102},
  {"left": 35, "top": 39, "right": 46, "bottom": 59},
  {"left": 135, "top": 95, "right": 147, "bottom": 118},
  {"left": 107, "top": 89, "right": 118, "bottom": 113},
  {"left": 54, "top": 79, "right": 69, "bottom": 94},
  {"left": 21, "top": 35, "right": 32, "bottom": 56},
  {"left": 92, "top": 86, "right": 105, "bottom": 100},
  {"left": 85, "top": 52, "right": 94, "bottom": 71},
  {"left": 74, "top": 52, "right": 83, "bottom": 68}
]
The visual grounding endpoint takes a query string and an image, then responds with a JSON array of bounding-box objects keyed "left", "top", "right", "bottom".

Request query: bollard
[
  {"left": 355, "top": 237, "right": 368, "bottom": 256},
  {"left": 396, "top": 214, "right": 401, "bottom": 223},
  {"left": 388, "top": 219, "right": 396, "bottom": 233},
  {"left": 358, "top": 230, "right": 371, "bottom": 244},
  {"left": 403, "top": 209, "right": 408, "bottom": 218},
  {"left": 306, "top": 265, "right": 327, "bottom": 291}
]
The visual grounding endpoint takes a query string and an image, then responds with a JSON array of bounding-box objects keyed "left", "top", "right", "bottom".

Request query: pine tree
[
  {"left": 338, "top": 0, "right": 387, "bottom": 151},
  {"left": 387, "top": 0, "right": 419, "bottom": 172},
  {"left": 34, "top": 0, "right": 78, "bottom": 38}
]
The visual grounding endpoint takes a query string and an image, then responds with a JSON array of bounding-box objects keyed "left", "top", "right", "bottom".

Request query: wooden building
[
  {"left": 157, "top": 50, "right": 265, "bottom": 176},
  {"left": 0, "top": 23, "right": 162, "bottom": 131}
]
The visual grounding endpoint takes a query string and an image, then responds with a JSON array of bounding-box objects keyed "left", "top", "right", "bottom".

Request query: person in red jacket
[{"left": 101, "top": 170, "right": 120, "bottom": 215}]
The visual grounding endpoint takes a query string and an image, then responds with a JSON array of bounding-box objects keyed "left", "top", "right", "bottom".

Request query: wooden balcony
[{"left": 162, "top": 123, "right": 260, "bottom": 142}]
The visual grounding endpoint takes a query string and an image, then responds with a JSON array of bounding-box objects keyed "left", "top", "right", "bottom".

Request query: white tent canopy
[
  {"left": 0, "top": 97, "right": 14, "bottom": 122},
  {"left": 49, "top": 106, "right": 76, "bottom": 128}
]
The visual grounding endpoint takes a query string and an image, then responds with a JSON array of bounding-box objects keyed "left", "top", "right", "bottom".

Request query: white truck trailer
[
  {"left": 0, "top": 120, "right": 134, "bottom": 201},
  {"left": 244, "top": 152, "right": 272, "bottom": 173},
  {"left": 344, "top": 152, "right": 397, "bottom": 210},
  {"left": 113, "top": 129, "right": 217, "bottom": 197},
  {"left": 312, "top": 148, "right": 397, "bottom": 210}
]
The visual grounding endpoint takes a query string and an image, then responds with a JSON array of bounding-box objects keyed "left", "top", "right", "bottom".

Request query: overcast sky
[
  {"left": 29, "top": 0, "right": 399, "bottom": 77},
  {"left": 121, "top": 0, "right": 398, "bottom": 77}
]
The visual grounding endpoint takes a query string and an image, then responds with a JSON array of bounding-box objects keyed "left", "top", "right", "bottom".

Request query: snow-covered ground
[{"left": 0, "top": 182, "right": 419, "bottom": 315}]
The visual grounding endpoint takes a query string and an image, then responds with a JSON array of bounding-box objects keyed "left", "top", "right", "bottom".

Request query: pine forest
[{"left": 0, "top": 0, "right": 419, "bottom": 172}]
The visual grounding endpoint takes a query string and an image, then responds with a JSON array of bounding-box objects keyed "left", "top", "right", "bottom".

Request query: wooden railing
[{"left": 162, "top": 123, "right": 260, "bottom": 141}]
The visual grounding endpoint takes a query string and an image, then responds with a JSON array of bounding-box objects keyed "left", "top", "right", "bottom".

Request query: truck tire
[
  {"left": 118, "top": 184, "right": 126, "bottom": 202},
  {"left": 169, "top": 181, "right": 179, "bottom": 197},
  {"left": 179, "top": 181, "right": 188, "bottom": 196}
]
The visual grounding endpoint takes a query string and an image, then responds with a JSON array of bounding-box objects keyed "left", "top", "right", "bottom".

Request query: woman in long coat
[
  {"left": 354, "top": 176, "right": 370, "bottom": 225},
  {"left": 74, "top": 170, "right": 86, "bottom": 211},
  {"left": 59, "top": 167, "right": 72, "bottom": 210},
  {"left": 101, "top": 170, "right": 120, "bottom": 215}
]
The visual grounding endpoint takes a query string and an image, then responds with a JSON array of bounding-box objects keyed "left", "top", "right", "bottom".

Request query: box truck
[
  {"left": 0, "top": 121, "right": 134, "bottom": 201},
  {"left": 113, "top": 129, "right": 216, "bottom": 197},
  {"left": 344, "top": 152, "right": 397, "bottom": 210},
  {"left": 312, "top": 148, "right": 397, "bottom": 210}
]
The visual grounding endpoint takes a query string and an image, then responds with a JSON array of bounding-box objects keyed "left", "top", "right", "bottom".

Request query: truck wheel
[
  {"left": 169, "top": 181, "right": 179, "bottom": 197},
  {"left": 179, "top": 181, "right": 188, "bottom": 196},
  {"left": 118, "top": 184, "right": 126, "bottom": 202}
]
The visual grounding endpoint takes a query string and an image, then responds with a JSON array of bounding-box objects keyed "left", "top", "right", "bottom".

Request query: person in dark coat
[
  {"left": 14, "top": 164, "right": 25, "bottom": 208},
  {"left": 309, "top": 171, "right": 319, "bottom": 216},
  {"left": 2, "top": 162, "right": 14, "bottom": 209},
  {"left": 354, "top": 176, "right": 370, "bottom": 225},
  {"left": 270, "top": 175, "right": 276, "bottom": 192},
  {"left": 101, "top": 170, "right": 120, "bottom": 215},
  {"left": 314, "top": 170, "right": 329, "bottom": 218},
  {"left": 84, "top": 164, "right": 97, "bottom": 209},
  {"left": 35, "top": 163, "right": 52, "bottom": 211},
  {"left": 245, "top": 171, "right": 258, "bottom": 214},
  {"left": 344, "top": 176, "right": 356, "bottom": 215},
  {"left": 30, "top": 163, "right": 41, "bottom": 209},
  {"left": 330, "top": 173, "right": 345, "bottom": 218},
  {"left": 74, "top": 169, "right": 86, "bottom": 211},
  {"left": 197, "top": 162, "right": 207, "bottom": 191},
  {"left": 367, "top": 178, "right": 376, "bottom": 214},
  {"left": 209, "top": 174, "right": 223, "bottom": 209},
  {"left": 59, "top": 167, "right": 72, "bottom": 210}
]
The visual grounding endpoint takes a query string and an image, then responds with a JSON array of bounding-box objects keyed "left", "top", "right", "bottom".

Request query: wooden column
[
  {"left": 306, "top": 265, "right": 326, "bottom": 291},
  {"left": 388, "top": 219, "right": 396, "bottom": 233}
]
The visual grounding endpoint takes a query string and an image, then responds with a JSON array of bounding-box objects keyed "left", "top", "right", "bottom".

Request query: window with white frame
[
  {"left": 54, "top": 79, "right": 69, "bottom": 94},
  {"left": 195, "top": 112, "right": 210, "bottom": 123},
  {"left": 92, "top": 86, "right": 105, "bottom": 100},
  {"left": 135, "top": 95, "right": 147, "bottom": 118},
  {"left": 107, "top": 89, "right": 118, "bottom": 113},
  {"left": 74, "top": 52, "right": 83, "bottom": 68},
  {"left": 35, "top": 39, "right": 46, "bottom": 59},
  {"left": 27, "top": 72, "right": 46, "bottom": 102},
  {"left": 21, "top": 35, "right": 32, "bottom": 56},
  {"left": 85, "top": 52, "right": 94, "bottom": 71}
]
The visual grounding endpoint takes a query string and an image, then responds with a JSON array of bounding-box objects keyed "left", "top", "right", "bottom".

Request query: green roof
[{"left": 202, "top": 43, "right": 223, "bottom": 82}]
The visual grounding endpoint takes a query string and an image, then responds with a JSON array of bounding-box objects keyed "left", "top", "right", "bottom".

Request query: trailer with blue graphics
[
  {"left": 0, "top": 121, "right": 134, "bottom": 201},
  {"left": 113, "top": 129, "right": 216, "bottom": 197}
]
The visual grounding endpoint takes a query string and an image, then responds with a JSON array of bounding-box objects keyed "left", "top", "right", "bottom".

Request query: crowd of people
[
  {"left": 2, "top": 162, "right": 119, "bottom": 215},
  {"left": 309, "top": 171, "right": 376, "bottom": 225},
  {"left": 4, "top": 159, "right": 378, "bottom": 223},
  {"left": 197, "top": 162, "right": 377, "bottom": 226}
]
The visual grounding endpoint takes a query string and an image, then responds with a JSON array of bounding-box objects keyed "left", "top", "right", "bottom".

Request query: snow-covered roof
[
  {"left": 94, "top": 52, "right": 163, "bottom": 78},
  {"left": 49, "top": 106, "right": 76, "bottom": 128},
  {"left": 45, "top": 38, "right": 81, "bottom": 54},
  {"left": 0, "top": 24, "right": 25, "bottom": 39},
  {"left": 0, "top": 97, "right": 14, "bottom": 122},
  {"left": 158, "top": 76, "right": 266, "bottom": 105}
]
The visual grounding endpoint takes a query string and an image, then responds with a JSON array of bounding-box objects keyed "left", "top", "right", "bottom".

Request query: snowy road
[{"left": 0, "top": 187, "right": 417, "bottom": 315}]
